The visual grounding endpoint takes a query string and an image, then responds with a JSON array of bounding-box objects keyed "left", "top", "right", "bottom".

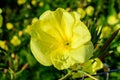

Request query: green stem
[
  {"left": 59, "top": 71, "right": 72, "bottom": 80},
  {"left": 83, "top": 72, "right": 98, "bottom": 80}
]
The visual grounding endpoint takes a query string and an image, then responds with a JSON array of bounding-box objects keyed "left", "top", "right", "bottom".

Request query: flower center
[
  {"left": 65, "top": 42, "right": 70, "bottom": 46},
  {"left": 64, "top": 41, "right": 71, "bottom": 49}
]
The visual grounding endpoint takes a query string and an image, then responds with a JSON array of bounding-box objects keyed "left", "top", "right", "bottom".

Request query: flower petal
[
  {"left": 30, "top": 21, "right": 60, "bottom": 66},
  {"left": 39, "top": 9, "right": 65, "bottom": 41},
  {"left": 60, "top": 9, "right": 74, "bottom": 40},
  {"left": 50, "top": 48, "right": 76, "bottom": 70},
  {"left": 30, "top": 39, "right": 52, "bottom": 66},
  {"left": 70, "top": 41, "right": 94, "bottom": 63},
  {"left": 72, "top": 21, "right": 91, "bottom": 48}
]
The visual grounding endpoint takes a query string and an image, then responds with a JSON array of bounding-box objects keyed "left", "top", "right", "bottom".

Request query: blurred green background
[{"left": 0, "top": 0, "right": 120, "bottom": 80}]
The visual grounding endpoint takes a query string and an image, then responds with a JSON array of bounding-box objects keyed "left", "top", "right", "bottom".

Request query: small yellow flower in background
[
  {"left": 0, "top": 8, "right": 2, "bottom": 14},
  {"left": 10, "top": 35, "right": 21, "bottom": 46},
  {"left": 66, "top": 7, "right": 71, "bottom": 12},
  {"left": 18, "top": 31, "right": 23, "bottom": 37},
  {"left": 0, "top": 15, "right": 3, "bottom": 28},
  {"left": 0, "top": 40, "right": 8, "bottom": 51},
  {"left": 85, "top": 6, "right": 94, "bottom": 16},
  {"left": 107, "top": 15, "right": 118, "bottom": 25},
  {"left": 117, "top": 12, "right": 120, "bottom": 19},
  {"left": 101, "top": 26, "right": 112, "bottom": 38},
  {"left": 24, "top": 25, "right": 31, "bottom": 34},
  {"left": 17, "top": 0, "right": 26, "bottom": 5},
  {"left": 31, "top": 0, "right": 37, "bottom": 6},
  {"left": 0, "top": 8, "right": 3, "bottom": 28},
  {"left": 6, "top": 22, "right": 14, "bottom": 30},
  {"left": 117, "top": 45, "right": 120, "bottom": 53},
  {"left": 30, "top": 8, "right": 94, "bottom": 70},
  {"left": 113, "top": 24, "right": 120, "bottom": 31},
  {"left": 77, "top": 8, "right": 86, "bottom": 19},
  {"left": 87, "top": 0, "right": 92, "bottom": 3},
  {"left": 32, "top": 17, "right": 38, "bottom": 24},
  {"left": 39, "top": 2, "right": 44, "bottom": 7}
]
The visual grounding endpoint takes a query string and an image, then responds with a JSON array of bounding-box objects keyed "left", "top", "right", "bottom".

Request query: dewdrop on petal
[
  {"left": 10, "top": 35, "right": 21, "bottom": 46},
  {"left": 30, "top": 8, "right": 94, "bottom": 70}
]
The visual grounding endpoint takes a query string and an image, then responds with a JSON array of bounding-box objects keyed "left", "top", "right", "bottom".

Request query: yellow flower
[
  {"left": 117, "top": 45, "right": 120, "bottom": 53},
  {"left": 24, "top": 25, "right": 31, "bottom": 34},
  {"left": 39, "top": 2, "right": 44, "bottom": 7},
  {"left": 30, "top": 8, "right": 94, "bottom": 70},
  {"left": 17, "top": 0, "right": 26, "bottom": 5},
  {"left": 0, "top": 15, "right": 3, "bottom": 28},
  {"left": 101, "top": 26, "right": 112, "bottom": 38},
  {"left": 118, "top": 12, "right": 120, "bottom": 19},
  {"left": 6, "top": 22, "right": 13, "bottom": 30},
  {"left": 0, "top": 8, "right": 2, "bottom": 14},
  {"left": 85, "top": 6, "right": 94, "bottom": 16},
  {"left": 32, "top": 17, "right": 38, "bottom": 24},
  {"left": 31, "top": 0, "right": 37, "bottom": 6},
  {"left": 77, "top": 8, "right": 86, "bottom": 19},
  {"left": 107, "top": 15, "right": 118, "bottom": 25},
  {"left": 10, "top": 35, "right": 21, "bottom": 46},
  {"left": 0, "top": 40, "right": 8, "bottom": 51},
  {"left": 0, "top": 8, "right": 3, "bottom": 27}
]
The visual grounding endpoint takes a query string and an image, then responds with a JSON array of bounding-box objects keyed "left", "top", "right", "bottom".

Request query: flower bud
[
  {"left": 107, "top": 15, "right": 118, "bottom": 25},
  {"left": 117, "top": 45, "right": 120, "bottom": 53},
  {"left": 77, "top": 8, "right": 86, "bottom": 19},
  {"left": 17, "top": 0, "right": 26, "bottom": 5},
  {"left": 0, "top": 40, "right": 8, "bottom": 50},
  {"left": 6, "top": 22, "right": 13, "bottom": 30},
  {"left": 10, "top": 36, "right": 21, "bottom": 46},
  {"left": 101, "top": 26, "right": 112, "bottom": 38},
  {"left": 31, "top": 0, "right": 37, "bottom": 6},
  {"left": 39, "top": 2, "right": 44, "bottom": 7},
  {"left": 85, "top": 6, "right": 94, "bottom": 16}
]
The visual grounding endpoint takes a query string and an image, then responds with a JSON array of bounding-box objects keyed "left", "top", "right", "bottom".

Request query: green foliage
[{"left": 0, "top": 0, "right": 120, "bottom": 80}]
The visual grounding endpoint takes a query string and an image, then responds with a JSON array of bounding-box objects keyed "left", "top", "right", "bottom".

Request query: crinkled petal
[
  {"left": 72, "top": 21, "right": 91, "bottom": 48},
  {"left": 50, "top": 48, "right": 76, "bottom": 70},
  {"left": 70, "top": 11, "right": 81, "bottom": 22},
  {"left": 30, "top": 40, "right": 52, "bottom": 66},
  {"left": 30, "top": 21, "right": 60, "bottom": 66},
  {"left": 39, "top": 8, "right": 75, "bottom": 41},
  {"left": 70, "top": 41, "right": 94, "bottom": 63},
  {"left": 60, "top": 10, "right": 74, "bottom": 40},
  {"left": 39, "top": 9, "right": 65, "bottom": 41}
]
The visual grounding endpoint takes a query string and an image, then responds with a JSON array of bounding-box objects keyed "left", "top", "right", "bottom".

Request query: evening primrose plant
[{"left": 30, "top": 8, "right": 103, "bottom": 79}]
